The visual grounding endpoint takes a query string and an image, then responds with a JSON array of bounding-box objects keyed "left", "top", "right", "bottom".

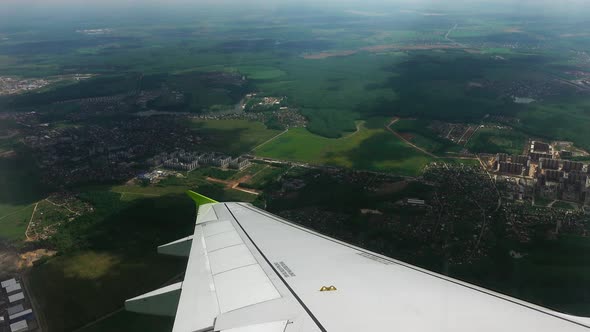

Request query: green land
[
  {"left": 190, "top": 119, "right": 282, "bottom": 154},
  {"left": 391, "top": 119, "right": 463, "bottom": 155},
  {"left": 256, "top": 122, "right": 433, "bottom": 176},
  {"left": 467, "top": 127, "right": 528, "bottom": 155},
  {"left": 0, "top": 203, "right": 34, "bottom": 241}
]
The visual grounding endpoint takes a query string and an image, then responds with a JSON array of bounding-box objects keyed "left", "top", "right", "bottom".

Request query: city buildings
[
  {"left": 152, "top": 150, "right": 251, "bottom": 173},
  {"left": 492, "top": 142, "right": 590, "bottom": 205}
]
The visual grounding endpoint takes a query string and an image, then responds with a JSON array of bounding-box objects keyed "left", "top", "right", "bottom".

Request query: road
[
  {"left": 248, "top": 155, "right": 418, "bottom": 181},
  {"left": 445, "top": 23, "right": 458, "bottom": 41},
  {"left": 251, "top": 129, "right": 289, "bottom": 152},
  {"left": 205, "top": 176, "right": 262, "bottom": 195},
  {"left": 386, "top": 117, "right": 439, "bottom": 158},
  {"left": 22, "top": 274, "right": 45, "bottom": 332},
  {"left": 444, "top": 23, "right": 467, "bottom": 47},
  {"left": 24, "top": 202, "right": 39, "bottom": 241},
  {"left": 0, "top": 204, "right": 34, "bottom": 222}
]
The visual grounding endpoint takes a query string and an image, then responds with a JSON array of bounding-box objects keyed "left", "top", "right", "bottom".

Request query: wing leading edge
[{"left": 126, "top": 194, "right": 590, "bottom": 332}]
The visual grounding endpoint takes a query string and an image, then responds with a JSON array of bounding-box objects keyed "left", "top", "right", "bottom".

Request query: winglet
[{"left": 186, "top": 190, "right": 218, "bottom": 206}]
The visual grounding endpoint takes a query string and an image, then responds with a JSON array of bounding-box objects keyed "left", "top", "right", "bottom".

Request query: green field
[
  {"left": 516, "top": 100, "right": 590, "bottom": 151},
  {"left": 452, "top": 235, "right": 590, "bottom": 316},
  {"left": 111, "top": 184, "right": 188, "bottom": 200},
  {"left": 229, "top": 163, "right": 267, "bottom": 180},
  {"left": 391, "top": 119, "right": 462, "bottom": 155},
  {"left": 240, "top": 165, "right": 288, "bottom": 189},
  {"left": 190, "top": 119, "right": 282, "bottom": 154},
  {"left": 467, "top": 127, "right": 528, "bottom": 155},
  {"left": 237, "top": 66, "right": 286, "bottom": 80},
  {"left": 552, "top": 201, "right": 578, "bottom": 210},
  {"left": 113, "top": 176, "right": 257, "bottom": 204},
  {"left": 0, "top": 203, "right": 33, "bottom": 241},
  {"left": 28, "top": 179, "right": 258, "bottom": 332},
  {"left": 256, "top": 122, "right": 433, "bottom": 176},
  {"left": 28, "top": 192, "right": 194, "bottom": 332},
  {"left": 77, "top": 311, "right": 173, "bottom": 332}
]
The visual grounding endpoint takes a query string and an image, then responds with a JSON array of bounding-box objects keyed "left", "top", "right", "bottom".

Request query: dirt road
[{"left": 386, "top": 118, "right": 438, "bottom": 158}]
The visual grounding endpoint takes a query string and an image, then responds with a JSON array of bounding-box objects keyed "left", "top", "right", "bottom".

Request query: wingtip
[{"left": 186, "top": 190, "right": 218, "bottom": 205}]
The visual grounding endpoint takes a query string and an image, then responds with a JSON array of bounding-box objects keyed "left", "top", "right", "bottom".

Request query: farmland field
[
  {"left": 256, "top": 122, "right": 434, "bottom": 176},
  {"left": 467, "top": 127, "right": 528, "bottom": 155},
  {"left": 27, "top": 193, "right": 193, "bottom": 332},
  {"left": 515, "top": 100, "right": 590, "bottom": 151},
  {"left": 190, "top": 119, "right": 282, "bottom": 154},
  {"left": 391, "top": 119, "right": 462, "bottom": 155},
  {"left": 0, "top": 203, "right": 33, "bottom": 241}
]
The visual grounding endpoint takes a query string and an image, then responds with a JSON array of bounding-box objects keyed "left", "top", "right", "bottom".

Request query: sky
[{"left": 1, "top": 0, "right": 589, "bottom": 22}]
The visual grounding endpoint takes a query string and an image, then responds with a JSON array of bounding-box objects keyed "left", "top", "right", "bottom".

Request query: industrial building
[
  {"left": 9, "top": 309, "right": 32, "bottom": 322},
  {"left": 0, "top": 277, "right": 37, "bottom": 332},
  {"left": 6, "top": 305, "right": 24, "bottom": 317},
  {"left": 1, "top": 279, "right": 16, "bottom": 288},
  {"left": 9, "top": 320, "right": 27, "bottom": 332},
  {"left": 4, "top": 283, "right": 21, "bottom": 295},
  {"left": 8, "top": 293, "right": 24, "bottom": 304}
]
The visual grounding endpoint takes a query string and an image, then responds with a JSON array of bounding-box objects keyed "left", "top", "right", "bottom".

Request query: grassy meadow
[
  {"left": 467, "top": 127, "right": 528, "bottom": 155},
  {"left": 0, "top": 203, "right": 34, "bottom": 241},
  {"left": 256, "top": 121, "right": 433, "bottom": 176},
  {"left": 190, "top": 119, "right": 282, "bottom": 154}
]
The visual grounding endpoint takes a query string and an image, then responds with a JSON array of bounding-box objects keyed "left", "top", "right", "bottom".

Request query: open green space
[
  {"left": 256, "top": 122, "right": 433, "bottom": 176},
  {"left": 77, "top": 311, "right": 173, "bottom": 332},
  {"left": 112, "top": 177, "right": 257, "bottom": 204},
  {"left": 237, "top": 66, "right": 286, "bottom": 80},
  {"left": 240, "top": 165, "right": 288, "bottom": 190},
  {"left": 28, "top": 192, "right": 193, "bottom": 332},
  {"left": 142, "top": 71, "right": 252, "bottom": 112},
  {"left": 0, "top": 148, "right": 50, "bottom": 205},
  {"left": 190, "top": 119, "right": 282, "bottom": 155},
  {"left": 553, "top": 201, "right": 578, "bottom": 210},
  {"left": 29, "top": 177, "right": 258, "bottom": 331},
  {"left": 452, "top": 235, "right": 590, "bottom": 316},
  {"left": 391, "top": 119, "right": 462, "bottom": 155},
  {"left": 515, "top": 99, "right": 590, "bottom": 151},
  {"left": 229, "top": 163, "right": 267, "bottom": 181},
  {"left": 0, "top": 203, "right": 33, "bottom": 241},
  {"left": 534, "top": 196, "right": 554, "bottom": 207},
  {"left": 467, "top": 127, "right": 528, "bottom": 155}
]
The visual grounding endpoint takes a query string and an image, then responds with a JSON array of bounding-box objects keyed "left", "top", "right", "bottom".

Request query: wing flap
[
  {"left": 214, "top": 264, "right": 281, "bottom": 313},
  {"left": 172, "top": 202, "right": 284, "bottom": 332},
  {"left": 220, "top": 320, "right": 289, "bottom": 332}
]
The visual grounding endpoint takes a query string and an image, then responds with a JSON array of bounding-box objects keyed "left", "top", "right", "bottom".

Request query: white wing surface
[{"left": 126, "top": 199, "right": 590, "bottom": 332}]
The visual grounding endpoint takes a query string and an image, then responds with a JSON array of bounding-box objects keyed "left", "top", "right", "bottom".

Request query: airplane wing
[{"left": 126, "top": 191, "right": 590, "bottom": 332}]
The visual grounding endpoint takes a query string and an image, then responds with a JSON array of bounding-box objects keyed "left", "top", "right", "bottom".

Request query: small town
[{"left": 484, "top": 140, "right": 590, "bottom": 207}]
